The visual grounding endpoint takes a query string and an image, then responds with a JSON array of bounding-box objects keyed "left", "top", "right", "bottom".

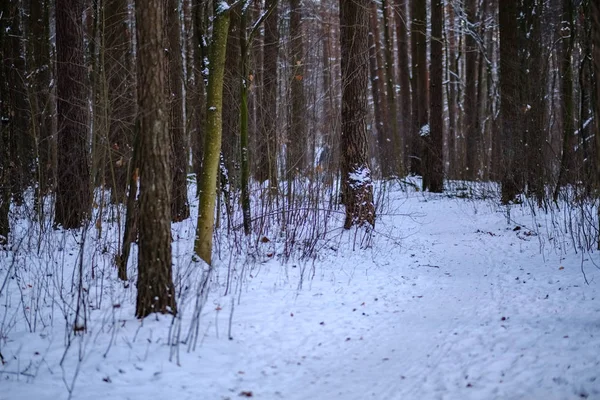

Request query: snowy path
[{"left": 2, "top": 191, "right": 599, "bottom": 400}]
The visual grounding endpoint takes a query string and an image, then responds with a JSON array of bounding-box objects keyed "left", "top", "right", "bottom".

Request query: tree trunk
[
  {"left": 369, "top": 0, "right": 391, "bottom": 177},
  {"left": 381, "top": 0, "right": 402, "bottom": 176},
  {"left": 194, "top": 3, "right": 231, "bottom": 266},
  {"left": 499, "top": 0, "right": 522, "bottom": 204},
  {"left": 288, "top": 0, "right": 307, "bottom": 178},
  {"left": 464, "top": 0, "right": 480, "bottom": 180},
  {"left": 256, "top": 0, "right": 279, "bottom": 188},
  {"left": 445, "top": 1, "right": 458, "bottom": 179},
  {"left": 394, "top": 0, "right": 412, "bottom": 173},
  {"left": 340, "top": 0, "right": 375, "bottom": 229},
  {"left": 135, "top": 0, "right": 177, "bottom": 318},
  {"left": 167, "top": 0, "right": 190, "bottom": 221},
  {"left": 55, "top": 0, "right": 91, "bottom": 229},
  {"left": 424, "top": 0, "right": 443, "bottom": 192},
  {"left": 410, "top": 0, "right": 427, "bottom": 176},
  {"left": 554, "top": 0, "right": 576, "bottom": 201},
  {"left": 222, "top": 5, "right": 241, "bottom": 185},
  {"left": 29, "top": 0, "right": 55, "bottom": 196}
]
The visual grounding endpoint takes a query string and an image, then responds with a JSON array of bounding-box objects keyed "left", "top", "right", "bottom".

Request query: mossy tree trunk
[{"left": 194, "top": 3, "right": 231, "bottom": 266}]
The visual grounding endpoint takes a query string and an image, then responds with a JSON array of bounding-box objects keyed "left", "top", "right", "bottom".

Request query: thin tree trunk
[
  {"left": 394, "top": 0, "right": 412, "bottom": 173},
  {"left": 29, "top": 0, "right": 55, "bottom": 196},
  {"left": 381, "top": 0, "right": 402, "bottom": 176},
  {"left": 167, "top": 0, "right": 190, "bottom": 221},
  {"left": 554, "top": 0, "right": 576, "bottom": 201},
  {"left": 464, "top": 0, "right": 480, "bottom": 180},
  {"left": 257, "top": 0, "right": 279, "bottom": 188},
  {"left": 369, "top": 0, "right": 392, "bottom": 177},
  {"left": 288, "top": 0, "right": 307, "bottom": 178}
]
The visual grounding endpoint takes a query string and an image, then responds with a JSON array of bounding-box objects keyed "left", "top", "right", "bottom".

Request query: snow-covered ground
[{"left": 1, "top": 183, "right": 599, "bottom": 400}]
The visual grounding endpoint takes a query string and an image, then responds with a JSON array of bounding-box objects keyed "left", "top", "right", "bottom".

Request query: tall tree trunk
[
  {"left": 410, "top": 0, "right": 427, "bottom": 176},
  {"left": 445, "top": 1, "right": 458, "bottom": 179},
  {"left": 29, "top": 0, "right": 55, "bottom": 196},
  {"left": 135, "top": 0, "right": 177, "bottom": 317},
  {"left": 0, "top": 0, "right": 10, "bottom": 240},
  {"left": 424, "top": 0, "right": 443, "bottom": 192},
  {"left": 222, "top": 5, "right": 241, "bottom": 185},
  {"left": 554, "top": 0, "right": 576, "bottom": 201},
  {"left": 167, "top": 0, "right": 190, "bottom": 221},
  {"left": 381, "top": 0, "right": 402, "bottom": 176},
  {"left": 394, "top": 0, "right": 412, "bottom": 173},
  {"left": 288, "top": 0, "right": 307, "bottom": 178},
  {"left": 5, "top": 0, "right": 32, "bottom": 205},
  {"left": 499, "top": 0, "right": 522, "bottom": 204},
  {"left": 55, "top": 0, "right": 91, "bottom": 229},
  {"left": 340, "top": 0, "right": 375, "bottom": 229},
  {"left": 523, "top": 0, "right": 545, "bottom": 205},
  {"left": 464, "top": 0, "right": 480, "bottom": 180},
  {"left": 257, "top": 0, "right": 279, "bottom": 188},
  {"left": 194, "top": 3, "right": 231, "bottom": 266},
  {"left": 192, "top": 0, "right": 208, "bottom": 192},
  {"left": 369, "top": 0, "right": 392, "bottom": 177}
]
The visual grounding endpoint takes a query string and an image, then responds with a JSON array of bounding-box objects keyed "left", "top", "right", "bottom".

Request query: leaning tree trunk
[
  {"left": 55, "top": 0, "right": 91, "bottom": 229},
  {"left": 135, "top": 0, "right": 177, "bottom": 318},
  {"left": 194, "top": 4, "right": 231, "bottom": 266},
  {"left": 340, "top": 0, "right": 375, "bottom": 229}
]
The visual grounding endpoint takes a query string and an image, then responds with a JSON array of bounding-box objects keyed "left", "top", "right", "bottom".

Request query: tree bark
[
  {"left": 394, "top": 0, "right": 412, "bottom": 173},
  {"left": 464, "top": 0, "right": 480, "bottom": 180},
  {"left": 381, "top": 0, "right": 402, "bottom": 176},
  {"left": 424, "top": 0, "right": 443, "bottom": 192},
  {"left": 135, "top": 0, "right": 177, "bottom": 317},
  {"left": 499, "top": 0, "right": 522, "bottom": 204},
  {"left": 194, "top": 3, "right": 230, "bottom": 266},
  {"left": 369, "top": 0, "right": 392, "bottom": 177},
  {"left": 340, "top": 0, "right": 375, "bottom": 229},
  {"left": 288, "top": 0, "right": 307, "bottom": 178},
  {"left": 167, "top": 0, "right": 190, "bottom": 221},
  {"left": 410, "top": 0, "right": 427, "bottom": 176},
  {"left": 554, "top": 0, "right": 576, "bottom": 201},
  {"left": 55, "top": 0, "right": 91, "bottom": 229}
]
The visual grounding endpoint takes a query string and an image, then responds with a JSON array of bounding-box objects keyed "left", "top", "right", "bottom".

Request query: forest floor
[{"left": 1, "top": 181, "right": 599, "bottom": 400}]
